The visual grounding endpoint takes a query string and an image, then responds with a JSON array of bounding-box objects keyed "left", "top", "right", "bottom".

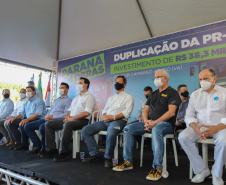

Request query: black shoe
[
  {"left": 9, "top": 143, "right": 19, "bottom": 150},
  {"left": 53, "top": 153, "right": 69, "bottom": 162},
  {"left": 40, "top": 149, "right": 58, "bottom": 158},
  {"left": 82, "top": 155, "right": 101, "bottom": 163},
  {"left": 27, "top": 146, "right": 41, "bottom": 154},
  {"left": 38, "top": 148, "right": 46, "bottom": 156},
  {"left": 104, "top": 158, "right": 112, "bottom": 168},
  {"left": 14, "top": 145, "right": 28, "bottom": 151}
]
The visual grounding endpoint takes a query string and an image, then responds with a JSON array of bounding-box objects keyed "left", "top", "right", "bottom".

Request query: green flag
[{"left": 38, "top": 73, "right": 43, "bottom": 99}]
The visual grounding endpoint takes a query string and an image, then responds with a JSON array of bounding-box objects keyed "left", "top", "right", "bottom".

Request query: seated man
[
  {"left": 130, "top": 86, "right": 152, "bottom": 123},
  {"left": 176, "top": 84, "right": 190, "bottom": 130},
  {"left": 113, "top": 69, "right": 181, "bottom": 181},
  {"left": 27, "top": 81, "right": 42, "bottom": 99},
  {"left": 41, "top": 77, "right": 96, "bottom": 161},
  {"left": 179, "top": 69, "right": 226, "bottom": 185},
  {"left": 1, "top": 88, "right": 28, "bottom": 147},
  {"left": 82, "top": 75, "right": 134, "bottom": 168},
  {"left": 8, "top": 86, "right": 46, "bottom": 150},
  {"left": 24, "top": 82, "right": 72, "bottom": 154},
  {"left": 0, "top": 89, "right": 14, "bottom": 145}
]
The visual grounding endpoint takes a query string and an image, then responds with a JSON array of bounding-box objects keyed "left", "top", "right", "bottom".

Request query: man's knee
[{"left": 123, "top": 124, "right": 136, "bottom": 135}]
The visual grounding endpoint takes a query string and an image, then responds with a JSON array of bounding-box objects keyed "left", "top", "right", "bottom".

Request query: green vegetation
[{"left": 0, "top": 82, "right": 46, "bottom": 104}]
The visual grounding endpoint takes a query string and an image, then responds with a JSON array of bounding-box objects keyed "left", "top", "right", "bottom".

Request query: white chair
[
  {"left": 72, "top": 110, "right": 103, "bottom": 158},
  {"left": 140, "top": 133, "right": 179, "bottom": 174},
  {"left": 189, "top": 138, "right": 226, "bottom": 179}
]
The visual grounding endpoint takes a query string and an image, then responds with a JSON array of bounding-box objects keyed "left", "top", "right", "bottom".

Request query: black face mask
[
  {"left": 145, "top": 95, "right": 149, "bottom": 99},
  {"left": 114, "top": 82, "right": 124, "bottom": 91},
  {"left": 3, "top": 94, "right": 9, "bottom": 99},
  {"left": 181, "top": 91, "right": 189, "bottom": 97}
]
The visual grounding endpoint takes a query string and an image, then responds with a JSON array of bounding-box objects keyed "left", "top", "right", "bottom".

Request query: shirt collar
[
  {"left": 115, "top": 91, "right": 126, "bottom": 96},
  {"left": 59, "top": 95, "right": 68, "bottom": 99},
  {"left": 79, "top": 91, "right": 90, "bottom": 96}
]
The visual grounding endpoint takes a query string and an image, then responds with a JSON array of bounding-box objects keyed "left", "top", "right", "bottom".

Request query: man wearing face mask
[
  {"left": 113, "top": 69, "right": 181, "bottom": 181},
  {"left": 23, "top": 82, "right": 72, "bottom": 155},
  {"left": 176, "top": 84, "right": 190, "bottom": 130},
  {"left": 0, "top": 89, "right": 14, "bottom": 145},
  {"left": 0, "top": 88, "right": 27, "bottom": 147},
  {"left": 82, "top": 75, "right": 134, "bottom": 168},
  {"left": 179, "top": 69, "right": 226, "bottom": 185},
  {"left": 41, "top": 77, "right": 96, "bottom": 161},
  {"left": 8, "top": 86, "right": 46, "bottom": 150}
]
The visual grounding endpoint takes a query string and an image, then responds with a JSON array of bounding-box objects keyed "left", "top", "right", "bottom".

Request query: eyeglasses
[{"left": 153, "top": 76, "right": 165, "bottom": 80}]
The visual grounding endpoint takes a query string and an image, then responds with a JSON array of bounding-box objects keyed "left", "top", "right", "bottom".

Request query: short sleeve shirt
[{"left": 145, "top": 86, "right": 181, "bottom": 127}]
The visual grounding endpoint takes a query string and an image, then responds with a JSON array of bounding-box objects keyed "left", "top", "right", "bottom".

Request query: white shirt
[
  {"left": 102, "top": 91, "right": 134, "bottom": 120},
  {"left": 185, "top": 85, "right": 226, "bottom": 127},
  {"left": 11, "top": 97, "right": 28, "bottom": 117},
  {"left": 68, "top": 91, "right": 96, "bottom": 120}
]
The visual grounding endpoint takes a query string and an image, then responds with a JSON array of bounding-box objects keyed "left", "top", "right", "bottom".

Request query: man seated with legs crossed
[
  {"left": 82, "top": 75, "right": 134, "bottom": 168},
  {"left": 179, "top": 69, "right": 226, "bottom": 185},
  {"left": 8, "top": 86, "right": 46, "bottom": 150},
  {"left": 1, "top": 88, "right": 28, "bottom": 147},
  {"left": 41, "top": 77, "right": 96, "bottom": 161},
  {"left": 113, "top": 69, "right": 181, "bottom": 181},
  {"left": 24, "top": 82, "right": 72, "bottom": 154}
]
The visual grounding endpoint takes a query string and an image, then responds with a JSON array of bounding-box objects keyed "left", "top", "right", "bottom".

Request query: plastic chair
[
  {"left": 140, "top": 132, "right": 179, "bottom": 174},
  {"left": 189, "top": 138, "right": 226, "bottom": 179},
  {"left": 72, "top": 110, "right": 103, "bottom": 158}
]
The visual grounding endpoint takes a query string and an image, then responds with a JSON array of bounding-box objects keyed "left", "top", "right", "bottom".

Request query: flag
[
  {"left": 45, "top": 74, "right": 51, "bottom": 107},
  {"left": 38, "top": 72, "right": 43, "bottom": 99}
]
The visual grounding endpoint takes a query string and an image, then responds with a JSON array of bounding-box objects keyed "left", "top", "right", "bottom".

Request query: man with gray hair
[
  {"left": 0, "top": 89, "right": 14, "bottom": 145},
  {"left": 0, "top": 88, "right": 28, "bottom": 147},
  {"left": 113, "top": 69, "right": 181, "bottom": 181}
]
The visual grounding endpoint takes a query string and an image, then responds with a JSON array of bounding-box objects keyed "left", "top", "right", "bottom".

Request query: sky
[{"left": 0, "top": 61, "right": 51, "bottom": 100}]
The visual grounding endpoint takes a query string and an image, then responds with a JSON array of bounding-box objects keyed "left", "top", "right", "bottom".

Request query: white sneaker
[
  {"left": 191, "top": 168, "right": 210, "bottom": 183},
  {"left": 211, "top": 170, "right": 224, "bottom": 185}
]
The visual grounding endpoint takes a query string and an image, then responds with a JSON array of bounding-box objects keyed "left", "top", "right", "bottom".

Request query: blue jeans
[
  {"left": 82, "top": 120, "right": 127, "bottom": 159},
  {"left": 24, "top": 119, "right": 46, "bottom": 148},
  {"left": 123, "top": 121, "right": 173, "bottom": 170}
]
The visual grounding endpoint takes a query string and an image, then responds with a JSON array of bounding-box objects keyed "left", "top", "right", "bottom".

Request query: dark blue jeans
[
  {"left": 82, "top": 120, "right": 127, "bottom": 159},
  {"left": 24, "top": 119, "right": 45, "bottom": 148},
  {"left": 123, "top": 121, "right": 173, "bottom": 170}
]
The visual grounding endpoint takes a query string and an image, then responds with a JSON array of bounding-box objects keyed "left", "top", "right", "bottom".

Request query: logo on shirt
[
  {"left": 214, "top": 96, "right": 219, "bottom": 101},
  {"left": 161, "top": 94, "right": 167, "bottom": 97}
]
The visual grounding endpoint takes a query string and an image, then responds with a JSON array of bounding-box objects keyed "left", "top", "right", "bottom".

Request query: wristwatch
[{"left": 114, "top": 115, "right": 116, "bottom": 120}]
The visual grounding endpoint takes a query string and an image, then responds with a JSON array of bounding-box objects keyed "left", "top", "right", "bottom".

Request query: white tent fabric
[{"left": 0, "top": 0, "right": 226, "bottom": 70}]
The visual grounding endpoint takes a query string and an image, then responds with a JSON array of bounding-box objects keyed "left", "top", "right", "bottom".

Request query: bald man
[{"left": 179, "top": 69, "right": 226, "bottom": 185}]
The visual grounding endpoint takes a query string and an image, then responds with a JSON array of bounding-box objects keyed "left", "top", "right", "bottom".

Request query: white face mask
[
  {"left": 19, "top": 93, "right": 26, "bottom": 99},
  {"left": 26, "top": 92, "right": 33, "bottom": 98},
  {"left": 200, "top": 80, "right": 213, "bottom": 90},
  {"left": 77, "top": 84, "right": 84, "bottom": 92},
  {"left": 58, "top": 89, "right": 65, "bottom": 96},
  {"left": 154, "top": 78, "right": 163, "bottom": 88}
]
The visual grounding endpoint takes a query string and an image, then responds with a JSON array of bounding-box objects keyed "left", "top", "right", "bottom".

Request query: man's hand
[
  {"left": 45, "top": 115, "right": 53, "bottom": 121},
  {"left": 138, "top": 115, "right": 143, "bottom": 122},
  {"left": 176, "top": 120, "right": 181, "bottom": 126},
  {"left": 7, "top": 117, "right": 16, "bottom": 125},
  {"left": 180, "top": 118, "right": 185, "bottom": 123},
  {"left": 64, "top": 116, "right": 74, "bottom": 122},
  {"left": 144, "top": 120, "right": 156, "bottom": 132},
  {"left": 19, "top": 119, "right": 29, "bottom": 126},
  {"left": 103, "top": 115, "right": 114, "bottom": 122},
  {"left": 200, "top": 125, "right": 219, "bottom": 139}
]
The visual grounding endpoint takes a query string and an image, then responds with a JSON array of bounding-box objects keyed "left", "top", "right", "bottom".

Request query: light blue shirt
[
  {"left": 47, "top": 95, "right": 72, "bottom": 119},
  {"left": 0, "top": 98, "right": 14, "bottom": 119},
  {"left": 137, "top": 97, "right": 148, "bottom": 117},
  {"left": 20, "top": 95, "right": 46, "bottom": 119}
]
